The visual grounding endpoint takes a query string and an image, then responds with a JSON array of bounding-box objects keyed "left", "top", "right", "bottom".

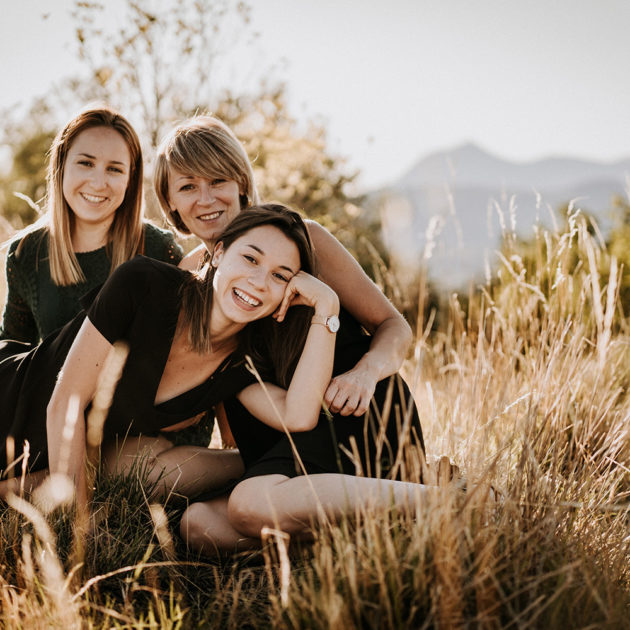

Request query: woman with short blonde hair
[
  {"left": 154, "top": 113, "right": 417, "bottom": 426},
  {"left": 154, "top": 115, "right": 258, "bottom": 236}
]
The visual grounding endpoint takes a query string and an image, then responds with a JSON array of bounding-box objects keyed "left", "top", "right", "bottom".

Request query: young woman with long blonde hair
[{"left": 1, "top": 105, "right": 182, "bottom": 343}]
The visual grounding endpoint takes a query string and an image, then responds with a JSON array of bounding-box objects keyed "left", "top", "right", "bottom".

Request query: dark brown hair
[{"left": 178, "top": 204, "right": 316, "bottom": 387}]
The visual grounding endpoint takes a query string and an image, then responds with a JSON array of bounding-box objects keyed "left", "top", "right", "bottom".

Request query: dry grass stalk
[{"left": 0, "top": 205, "right": 628, "bottom": 626}]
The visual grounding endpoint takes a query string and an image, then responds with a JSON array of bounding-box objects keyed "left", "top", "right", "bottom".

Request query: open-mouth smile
[
  {"left": 198, "top": 211, "right": 223, "bottom": 221},
  {"left": 81, "top": 192, "right": 107, "bottom": 204},
  {"left": 233, "top": 287, "right": 262, "bottom": 308}
]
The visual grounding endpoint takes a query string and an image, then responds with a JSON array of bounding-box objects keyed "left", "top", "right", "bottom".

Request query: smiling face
[
  {"left": 167, "top": 167, "right": 242, "bottom": 246},
  {"left": 211, "top": 224, "right": 301, "bottom": 327},
  {"left": 61, "top": 126, "right": 131, "bottom": 233}
]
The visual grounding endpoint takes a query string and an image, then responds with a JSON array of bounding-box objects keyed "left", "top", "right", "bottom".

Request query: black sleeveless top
[{"left": 0, "top": 256, "right": 257, "bottom": 473}]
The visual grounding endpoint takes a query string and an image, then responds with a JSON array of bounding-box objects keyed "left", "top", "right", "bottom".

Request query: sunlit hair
[
  {"left": 24, "top": 105, "right": 145, "bottom": 286},
  {"left": 179, "top": 204, "right": 314, "bottom": 387},
  {"left": 153, "top": 115, "right": 259, "bottom": 234}
]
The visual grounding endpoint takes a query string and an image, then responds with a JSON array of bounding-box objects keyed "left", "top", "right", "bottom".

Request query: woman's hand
[
  {"left": 238, "top": 273, "right": 340, "bottom": 433},
  {"left": 324, "top": 363, "right": 379, "bottom": 416},
  {"left": 274, "top": 271, "right": 339, "bottom": 322}
]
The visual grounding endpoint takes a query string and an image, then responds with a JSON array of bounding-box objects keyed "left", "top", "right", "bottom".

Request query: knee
[
  {"left": 179, "top": 503, "right": 210, "bottom": 550},
  {"left": 227, "top": 485, "right": 272, "bottom": 539}
]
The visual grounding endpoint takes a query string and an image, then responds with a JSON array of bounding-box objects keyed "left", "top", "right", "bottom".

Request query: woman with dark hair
[
  {"left": 154, "top": 115, "right": 413, "bottom": 422},
  {"left": 1, "top": 203, "right": 429, "bottom": 557},
  {"left": 150, "top": 116, "right": 424, "bottom": 504},
  {"left": 0, "top": 205, "right": 320, "bottom": 501},
  {"left": 1, "top": 105, "right": 182, "bottom": 344}
]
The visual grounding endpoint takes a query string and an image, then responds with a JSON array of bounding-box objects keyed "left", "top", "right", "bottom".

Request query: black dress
[
  {"left": 0, "top": 257, "right": 257, "bottom": 475},
  {"left": 222, "top": 308, "right": 425, "bottom": 482}
]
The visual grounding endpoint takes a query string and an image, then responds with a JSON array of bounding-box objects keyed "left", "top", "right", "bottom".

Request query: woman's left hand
[
  {"left": 324, "top": 364, "right": 379, "bottom": 416},
  {"left": 273, "top": 271, "right": 339, "bottom": 322}
]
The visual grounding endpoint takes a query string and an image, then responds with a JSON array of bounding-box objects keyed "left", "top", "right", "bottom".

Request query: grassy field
[{"left": 0, "top": 209, "right": 628, "bottom": 628}]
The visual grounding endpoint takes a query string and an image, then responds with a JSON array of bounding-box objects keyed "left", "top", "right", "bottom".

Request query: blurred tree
[
  {"left": 69, "top": 1, "right": 383, "bottom": 259},
  {"left": 211, "top": 87, "right": 390, "bottom": 275},
  {"left": 0, "top": 98, "right": 57, "bottom": 227},
  {"left": 0, "top": 0, "right": 397, "bottom": 305},
  {"left": 70, "top": 0, "right": 258, "bottom": 151}
]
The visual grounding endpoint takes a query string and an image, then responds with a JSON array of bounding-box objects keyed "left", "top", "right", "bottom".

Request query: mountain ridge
[
  {"left": 395, "top": 143, "right": 630, "bottom": 191},
  {"left": 371, "top": 143, "right": 630, "bottom": 289}
]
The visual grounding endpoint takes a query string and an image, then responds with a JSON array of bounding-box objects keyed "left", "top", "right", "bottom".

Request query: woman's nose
[
  {"left": 91, "top": 167, "right": 107, "bottom": 190},
  {"left": 199, "top": 182, "right": 216, "bottom": 205},
  {"left": 247, "top": 268, "right": 267, "bottom": 290}
]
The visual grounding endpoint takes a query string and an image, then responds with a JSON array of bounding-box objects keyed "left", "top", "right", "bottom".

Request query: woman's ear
[{"left": 212, "top": 241, "right": 225, "bottom": 267}]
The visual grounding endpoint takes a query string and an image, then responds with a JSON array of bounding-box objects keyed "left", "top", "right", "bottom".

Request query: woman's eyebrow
[
  {"left": 75, "top": 152, "right": 127, "bottom": 166},
  {"left": 246, "top": 244, "right": 296, "bottom": 274},
  {"left": 174, "top": 174, "right": 194, "bottom": 183}
]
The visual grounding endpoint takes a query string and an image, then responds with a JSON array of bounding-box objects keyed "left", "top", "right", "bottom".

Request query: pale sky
[{"left": 1, "top": 0, "right": 629, "bottom": 189}]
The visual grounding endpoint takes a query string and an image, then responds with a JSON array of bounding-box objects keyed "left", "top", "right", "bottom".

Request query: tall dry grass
[
  {"left": 0, "top": 206, "right": 628, "bottom": 627},
  {"left": 257, "top": 209, "right": 629, "bottom": 629}
]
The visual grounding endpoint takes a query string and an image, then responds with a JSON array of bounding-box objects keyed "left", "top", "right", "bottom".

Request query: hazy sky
[{"left": 1, "top": 0, "right": 629, "bottom": 189}]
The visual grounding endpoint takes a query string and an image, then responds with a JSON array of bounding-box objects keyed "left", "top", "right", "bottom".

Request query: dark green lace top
[{"left": 0, "top": 222, "right": 183, "bottom": 343}]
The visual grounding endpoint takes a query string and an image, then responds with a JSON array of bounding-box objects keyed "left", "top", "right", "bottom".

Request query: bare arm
[
  {"left": 306, "top": 220, "right": 413, "bottom": 416},
  {"left": 46, "top": 319, "right": 113, "bottom": 501},
  {"left": 237, "top": 271, "right": 339, "bottom": 432}
]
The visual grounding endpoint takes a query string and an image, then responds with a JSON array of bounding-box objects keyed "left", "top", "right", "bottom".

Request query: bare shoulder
[
  {"left": 179, "top": 244, "right": 207, "bottom": 271},
  {"left": 305, "top": 219, "right": 358, "bottom": 272},
  {"left": 305, "top": 219, "right": 337, "bottom": 249},
  {"left": 304, "top": 220, "right": 405, "bottom": 334}
]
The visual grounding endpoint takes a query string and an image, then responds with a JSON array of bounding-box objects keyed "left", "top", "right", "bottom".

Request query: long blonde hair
[
  {"left": 153, "top": 115, "right": 259, "bottom": 234},
  {"left": 41, "top": 105, "right": 145, "bottom": 286}
]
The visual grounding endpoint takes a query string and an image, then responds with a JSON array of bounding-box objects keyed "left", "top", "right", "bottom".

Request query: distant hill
[{"left": 370, "top": 143, "right": 630, "bottom": 289}]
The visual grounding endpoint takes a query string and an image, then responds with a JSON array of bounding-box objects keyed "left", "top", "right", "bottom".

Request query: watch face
[{"left": 327, "top": 315, "right": 340, "bottom": 333}]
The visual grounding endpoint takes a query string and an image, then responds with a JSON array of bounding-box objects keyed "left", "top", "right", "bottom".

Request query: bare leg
[
  {"left": 180, "top": 496, "right": 260, "bottom": 557},
  {"left": 227, "top": 473, "right": 433, "bottom": 539},
  {"left": 102, "top": 436, "right": 244, "bottom": 500}
]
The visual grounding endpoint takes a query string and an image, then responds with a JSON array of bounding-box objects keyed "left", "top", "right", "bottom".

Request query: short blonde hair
[
  {"left": 46, "top": 105, "right": 144, "bottom": 285},
  {"left": 153, "top": 115, "right": 259, "bottom": 234}
]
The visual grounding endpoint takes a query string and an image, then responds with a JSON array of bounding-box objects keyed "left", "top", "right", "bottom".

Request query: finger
[
  {"left": 329, "top": 389, "right": 354, "bottom": 414},
  {"left": 323, "top": 382, "right": 339, "bottom": 408},
  {"left": 339, "top": 393, "right": 361, "bottom": 416},
  {"left": 275, "top": 285, "right": 297, "bottom": 322},
  {"left": 353, "top": 397, "right": 370, "bottom": 417},
  {"left": 328, "top": 391, "right": 346, "bottom": 413},
  {"left": 274, "top": 296, "right": 291, "bottom": 322}
]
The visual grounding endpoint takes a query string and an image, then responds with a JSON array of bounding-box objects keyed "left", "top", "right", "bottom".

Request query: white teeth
[
  {"left": 199, "top": 211, "right": 221, "bottom": 221},
  {"left": 81, "top": 193, "right": 106, "bottom": 203},
  {"left": 234, "top": 288, "right": 261, "bottom": 306}
]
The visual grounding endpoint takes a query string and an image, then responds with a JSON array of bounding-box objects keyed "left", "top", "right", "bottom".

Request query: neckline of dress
[
  {"left": 153, "top": 269, "right": 240, "bottom": 409},
  {"left": 154, "top": 351, "right": 236, "bottom": 410},
  {"left": 74, "top": 244, "right": 108, "bottom": 257}
]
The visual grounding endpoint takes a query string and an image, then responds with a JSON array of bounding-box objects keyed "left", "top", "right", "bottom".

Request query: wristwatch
[{"left": 311, "top": 313, "right": 340, "bottom": 333}]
